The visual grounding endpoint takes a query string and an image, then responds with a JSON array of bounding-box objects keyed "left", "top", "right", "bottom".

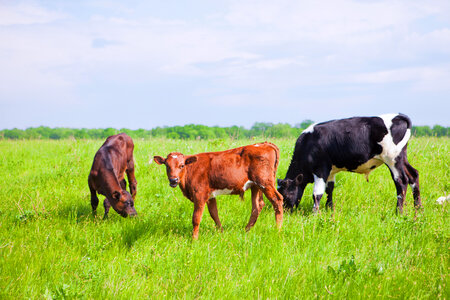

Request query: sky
[{"left": 1, "top": 0, "right": 450, "bottom": 129}]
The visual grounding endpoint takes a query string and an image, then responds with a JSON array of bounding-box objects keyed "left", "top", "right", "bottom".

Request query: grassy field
[{"left": 0, "top": 137, "right": 448, "bottom": 299}]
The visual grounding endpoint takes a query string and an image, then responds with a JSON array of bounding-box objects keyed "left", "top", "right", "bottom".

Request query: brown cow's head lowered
[
  {"left": 154, "top": 152, "right": 197, "bottom": 188},
  {"left": 111, "top": 190, "right": 137, "bottom": 217}
]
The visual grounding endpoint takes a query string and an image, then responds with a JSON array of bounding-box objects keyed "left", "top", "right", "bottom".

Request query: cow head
[
  {"left": 277, "top": 174, "right": 304, "bottom": 210},
  {"left": 154, "top": 152, "right": 197, "bottom": 188},
  {"left": 111, "top": 189, "right": 137, "bottom": 218}
]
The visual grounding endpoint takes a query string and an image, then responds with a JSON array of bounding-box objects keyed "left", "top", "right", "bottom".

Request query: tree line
[{"left": 0, "top": 122, "right": 448, "bottom": 140}]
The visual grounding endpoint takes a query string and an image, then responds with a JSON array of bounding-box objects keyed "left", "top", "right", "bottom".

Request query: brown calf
[
  {"left": 88, "top": 133, "right": 137, "bottom": 218},
  {"left": 154, "top": 142, "right": 283, "bottom": 239}
]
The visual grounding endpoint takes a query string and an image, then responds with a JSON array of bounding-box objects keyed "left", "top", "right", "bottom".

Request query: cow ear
[
  {"left": 185, "top": 156, "right": 197, "bottom": 165},
  {"left": 113, "top": 191, "right": 121, "bottom": 200},
  {"left": 295, "top": 174, "right": 303, "bottom": 185},
  {"left": 153, "top": 156, "right": 166, "bottom": 165}
]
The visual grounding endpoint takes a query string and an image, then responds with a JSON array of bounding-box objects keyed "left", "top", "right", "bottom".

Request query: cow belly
[
  {"left": 211, "top": 189, "right": 233, "bottom": 197},
  {"left": 210, "top": 181, "right": 255, "bottom": 198},
  {"left": 328, "top": 158, "right": 383, "bottom": 182},
  {"left": 351, "top": 158, "right": 383, "bottom": 174}
]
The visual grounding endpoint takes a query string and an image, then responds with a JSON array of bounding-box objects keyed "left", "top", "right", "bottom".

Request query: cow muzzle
[{"left": 169, "top": 177, "right": 179, "bottom": 187}]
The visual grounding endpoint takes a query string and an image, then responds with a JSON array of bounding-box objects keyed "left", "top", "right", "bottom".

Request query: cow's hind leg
[
  {"left": 262, "top": 186, "right": 283, "bottom": 230},
  {"left": 245, "top": 187, "right": 264, "bottom": 231},
  {"left": 404, "top": 159, "right": 422, "bottom": 209},
  {"left": 207, "top": 198, "right": 223, "bottom": 231},
  {"left": 387, "top": 159, "right": 409, "bottom": 214},
  {"left": 126, "top": 159, "right": 137, "bottom": 199}
]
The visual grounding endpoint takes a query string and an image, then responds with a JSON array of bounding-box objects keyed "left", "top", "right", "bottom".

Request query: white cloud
[
  {"left": 0, "top": 2, "right": 65, "bottom": 25},
  {"left": 353, "top": 66, "right": 450, "bottom": 91},
  {"left": 0, "top": 0, "right": 449, "bottom": 127}
]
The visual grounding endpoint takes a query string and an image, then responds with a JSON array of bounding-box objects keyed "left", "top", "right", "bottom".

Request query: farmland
[{"left": 0, "top": 137, "right": 448, "bottom": 298}]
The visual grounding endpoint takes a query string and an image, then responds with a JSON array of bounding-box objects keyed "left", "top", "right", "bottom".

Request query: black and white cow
[{"left": 277, "top": 113, "right": 421, "bottom": 213}]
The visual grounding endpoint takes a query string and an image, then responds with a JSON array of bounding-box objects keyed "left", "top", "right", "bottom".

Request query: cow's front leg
[
  {"left": 120, "top": 179, "right": 127, "bottom": 190},
  {"left": 312, "top": 174, "right": 326, "bottom": 213},
  {"left": 103, "top": 198, "right": 111, "bottom": 219},
  {"left": 192, "top": 199, "right": 206, "bottom": 239},
  {"left": 207, "top": 198, "right": 223, "bottom": 231},
  {"left": 325, "top": 181, "right": 335, "bottom": 210}
]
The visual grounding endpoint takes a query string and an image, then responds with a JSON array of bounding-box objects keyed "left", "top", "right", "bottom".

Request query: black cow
[{"left": 277, "top": 113, "right": 421, "bottom": 213}]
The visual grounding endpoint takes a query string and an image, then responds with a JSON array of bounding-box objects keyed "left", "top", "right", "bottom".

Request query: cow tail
[
  {"left": 264, "top": 142, "right": 280, "bottom": 179},
  {"left": 394, "top": 114, "right": 412, "bottom": 150}
]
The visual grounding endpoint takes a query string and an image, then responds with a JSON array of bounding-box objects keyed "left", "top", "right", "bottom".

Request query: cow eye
[{"left": 180, "top": 164, "right": 185, "bottom": 169}]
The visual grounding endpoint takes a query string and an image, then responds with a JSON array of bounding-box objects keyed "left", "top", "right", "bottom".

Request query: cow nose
[{"left": 169, "top": 177, "right": 179, "bottom": 185}]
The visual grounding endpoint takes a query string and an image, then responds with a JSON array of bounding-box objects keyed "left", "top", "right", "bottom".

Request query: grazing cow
[
  {"left": 154, "top": 142, "right": 284, "bottom": 239},
  {"left": 88, "top": 133, "right": 137, "bottom": 218},
  {"left": 277, "top": 113, "right": 421, "bottom": 213}
]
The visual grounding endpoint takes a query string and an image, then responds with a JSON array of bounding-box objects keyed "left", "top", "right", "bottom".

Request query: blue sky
[{"left": 1, "top": 0, "right": 449, "bottom": 129}]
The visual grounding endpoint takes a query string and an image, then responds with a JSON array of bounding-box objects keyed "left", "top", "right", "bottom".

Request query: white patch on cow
[
  {"left": 171, "top": 155, "right": 178, "bottom": 159},
  {"left": 376, "top": 113, "right": 411, "bottom": 179},
  {"left": 211, "top": 189, "right": 233, "bottom": 197},
  {"left": 436, "top": 195, "right": 450, "bottom": 205},
  {"left": 410, "top": 183, "right": 416, "bottom": 189},
  {"left": 243, "top": 180, "right": 254, "bottom": 191},
  {"left": 378, "top": 113, "right": 397, "bottom": 130},
  {"left": 302, "top": 123, "right": 317, "bottom": 134},
  {"left": 254, "top": 144, "right": 260, "bottom": 147},
  {"left": 313, "top": 174, "right": 326, "bottom": 196}
]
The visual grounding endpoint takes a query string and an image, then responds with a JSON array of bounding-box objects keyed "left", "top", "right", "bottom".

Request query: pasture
[{"left": 0, "top": 137, "right": 448, "bottom": 298}]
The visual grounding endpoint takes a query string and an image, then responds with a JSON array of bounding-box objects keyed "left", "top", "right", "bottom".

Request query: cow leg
[
  {"left": 120, "top": 179, "right": 127, "bottom": 190},
  {"left": 312, "top": 174, "right": 327, "bottom": 213},
  {"left": 386, "top": 160, "right": 409, "bottom": 214},
  {"left": 258, "top": 191, "right": 265, "bottom": 210},
  {"left": 245, "top": 187, "right": 264, "bottom": 231},
  {"left": 126, "top": 159, "right": 137, "bottom": 200},
  {"left": 262, "top": 186, "right": 283, "bottom": 230},
  {"left": 89, "top": 179, "right": 99, "bottom": 214},
  {"left": 192, "top": 200, "right": 206, "bottom": 239},
  {"left": 103, "top": 198, "right": 111, "bottom": 219},
  {"left": 207, "top": 198, "right": 223, "bottom": 231},
  {"left": 404, "top": 159, "right": 422, "bottom": 209},
  {"left": 325, "top": 181, "right": 335, "bottom": 210}
]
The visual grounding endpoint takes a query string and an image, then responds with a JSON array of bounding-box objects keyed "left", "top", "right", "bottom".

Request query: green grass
[{"left": 0, "top": 137, "right": 448, "bottom": 299}]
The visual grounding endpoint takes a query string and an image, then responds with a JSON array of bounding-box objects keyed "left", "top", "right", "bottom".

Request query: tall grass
[{"left": 0, "top": 137, "right": 448, "bottom": 298}]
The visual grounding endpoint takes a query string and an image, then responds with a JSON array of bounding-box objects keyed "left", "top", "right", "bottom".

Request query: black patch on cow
[{"left": 390, "top": 114, "right": 411, "bottom": 145}]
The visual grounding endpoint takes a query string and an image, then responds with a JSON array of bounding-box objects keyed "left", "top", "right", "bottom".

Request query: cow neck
[
  {"left": 285, "top": 158, "right": 302, "bottom": 180},
  {"left": 102, "top": 169, "right": 122, "bottom": 198},
  {"left": 178, "top": 168, "right": 188, "bottom": 192}
]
